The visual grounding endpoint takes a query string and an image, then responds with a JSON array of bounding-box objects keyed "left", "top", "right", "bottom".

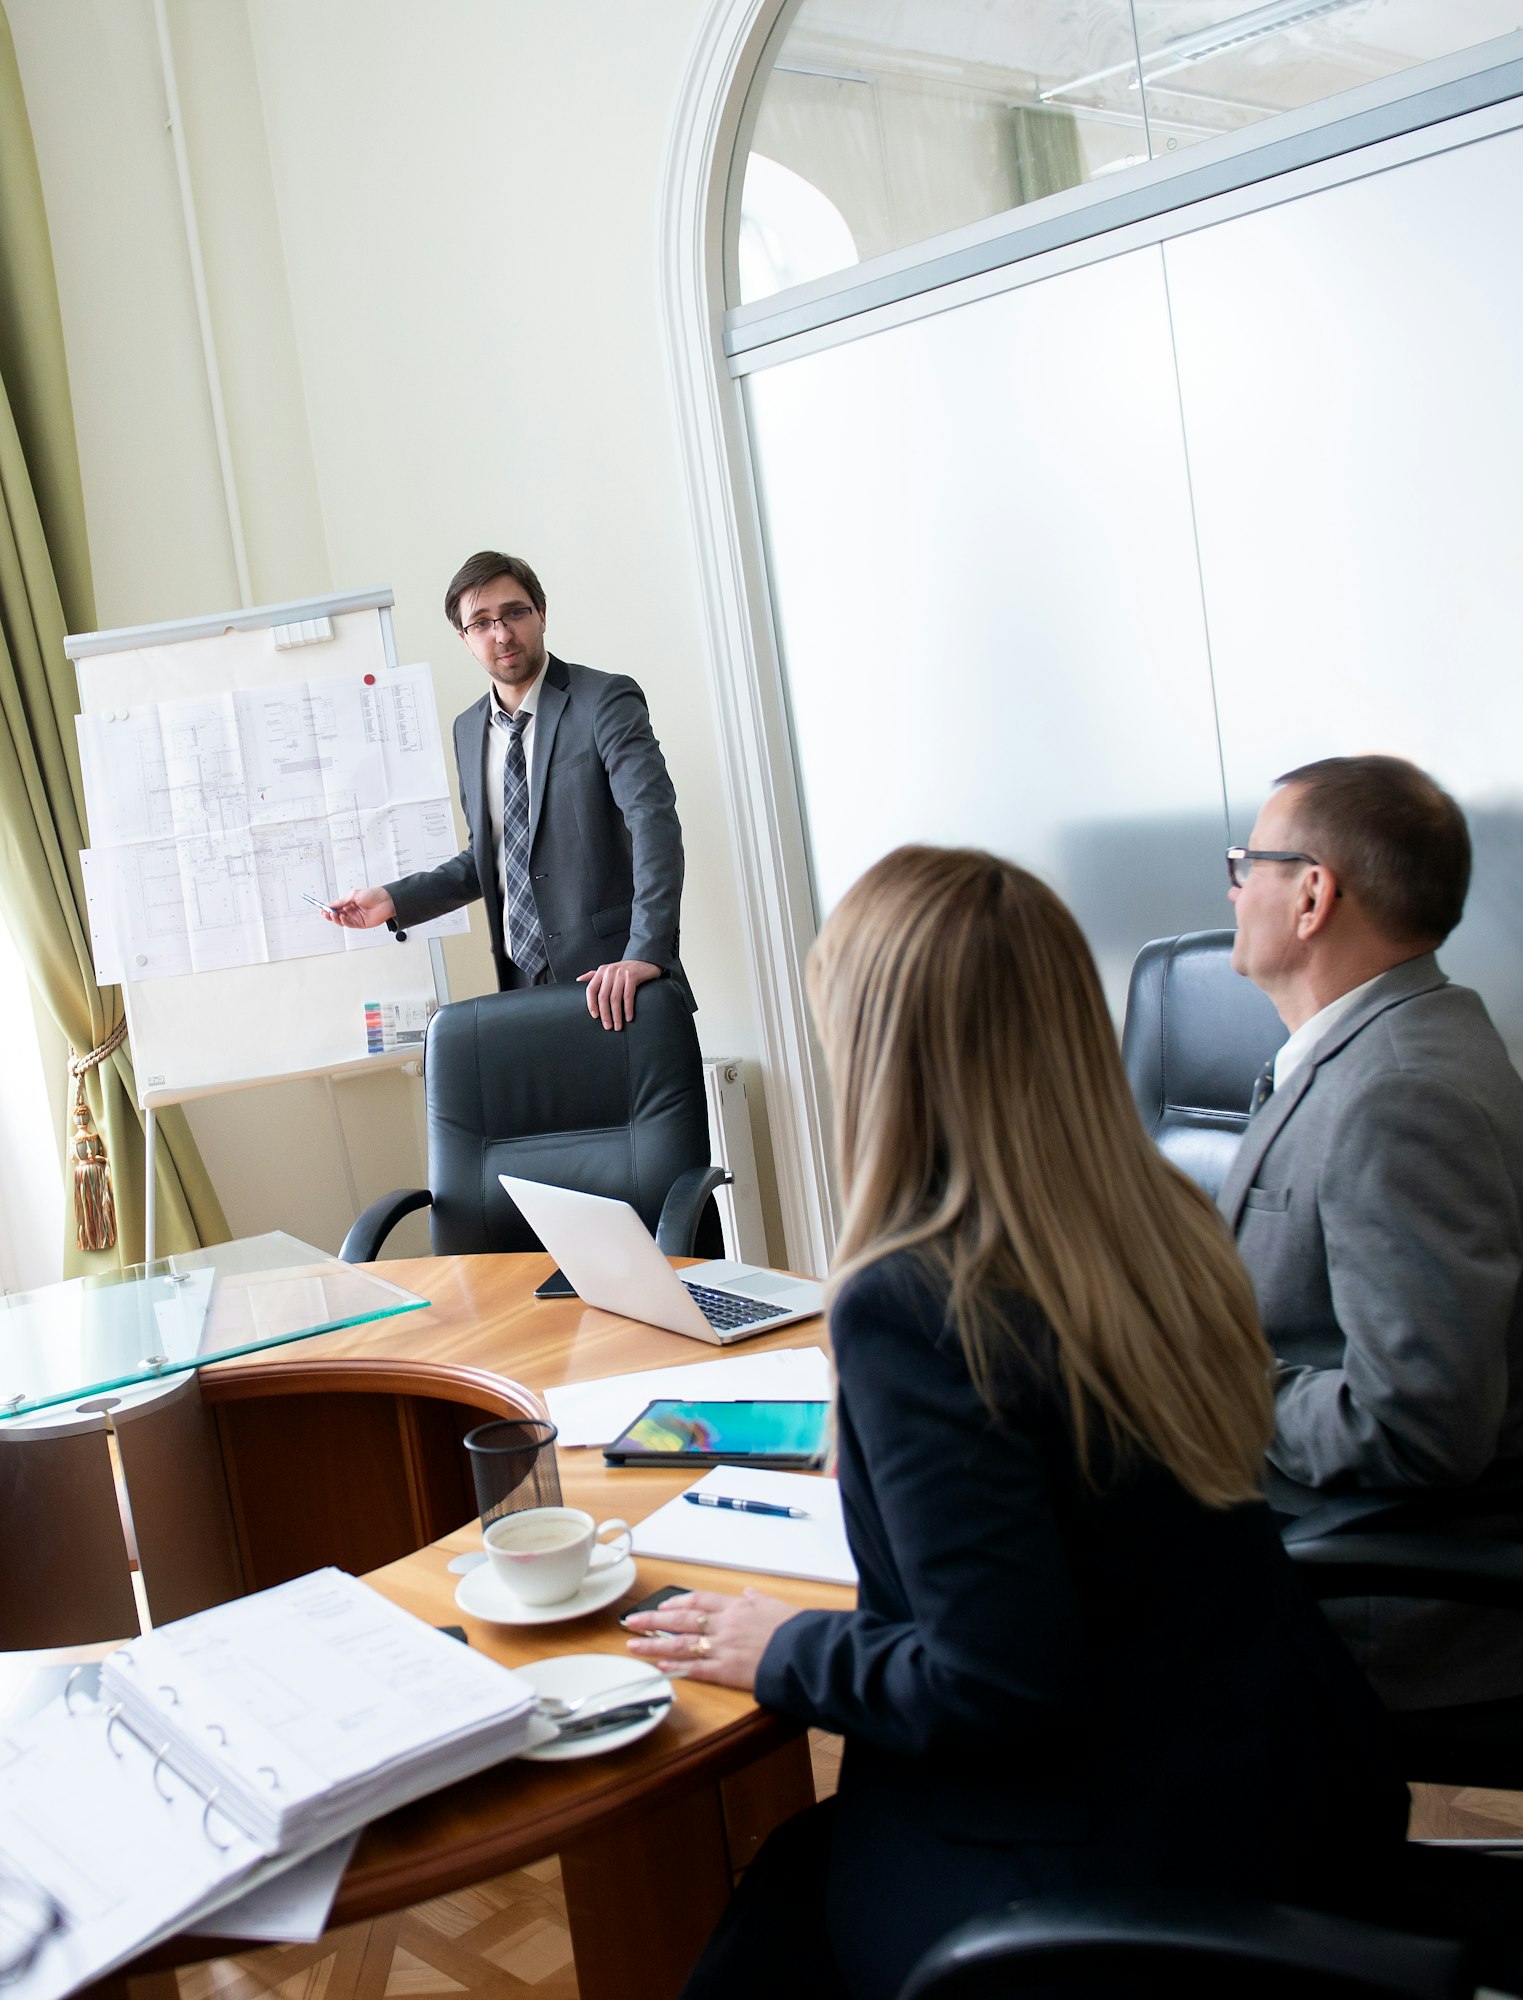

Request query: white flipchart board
[{"left": 66, "top": 588, "right": 452, "bottom": 1117}]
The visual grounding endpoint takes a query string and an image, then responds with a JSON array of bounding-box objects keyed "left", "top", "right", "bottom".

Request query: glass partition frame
[
  {"left": 726, "top": 34, "right": 1523, "bottom": 363},
  {"left": 731, "top": 9, "right": 1523, "bottom": 315}
]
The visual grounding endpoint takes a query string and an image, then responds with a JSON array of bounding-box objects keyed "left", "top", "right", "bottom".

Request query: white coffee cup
[{"left": 483, "top": 1506, "right": 633, "bottom": 1606}]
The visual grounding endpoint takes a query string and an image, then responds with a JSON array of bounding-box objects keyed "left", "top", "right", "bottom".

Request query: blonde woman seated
[{"left": 626, "top": 846, "right": 1407, "bottom": 2000}]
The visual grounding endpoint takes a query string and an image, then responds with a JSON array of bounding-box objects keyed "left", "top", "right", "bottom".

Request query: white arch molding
[{"left": 657, "top": 0, "right": 838, "bottom": 1277}]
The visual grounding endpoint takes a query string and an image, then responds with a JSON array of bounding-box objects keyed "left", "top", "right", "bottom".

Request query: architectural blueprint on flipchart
[{"left": 77, "top": 663, "right": 468, "bottom": 982}]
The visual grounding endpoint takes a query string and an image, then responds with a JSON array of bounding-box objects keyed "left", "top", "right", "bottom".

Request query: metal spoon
[{"left": 535, "top": 1668, "right": 688, "bottom": 1721}]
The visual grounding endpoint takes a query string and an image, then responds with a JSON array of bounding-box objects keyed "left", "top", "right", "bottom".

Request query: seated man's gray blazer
[{"left": 1219, "top": 952, "right": 1523, "bottom": 1706}]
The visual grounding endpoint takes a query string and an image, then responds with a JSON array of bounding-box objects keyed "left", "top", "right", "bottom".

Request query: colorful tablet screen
[{"left": 610, "top": 1399, "right": 829, "bottom": 1461}]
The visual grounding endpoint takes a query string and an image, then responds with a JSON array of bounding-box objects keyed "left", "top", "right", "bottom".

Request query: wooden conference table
[{"left": 123, "top": 1252, "right": 848, "bottom": 2000}]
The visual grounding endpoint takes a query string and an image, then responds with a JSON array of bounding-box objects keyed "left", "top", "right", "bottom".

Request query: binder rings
[{"left": 0, "top": 1569, "right": 538, "bottom": 2000}]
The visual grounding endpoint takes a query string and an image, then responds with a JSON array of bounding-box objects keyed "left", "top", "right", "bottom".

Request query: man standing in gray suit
[
  {"left": 1220, "top": 754, "right": 1523, "bottom": 1703},
  {"left": 327, "top": 551, "right": 689, "bottom": 1029}
]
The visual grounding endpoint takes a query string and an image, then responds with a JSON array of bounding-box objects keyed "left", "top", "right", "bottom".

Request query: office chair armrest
[
  {"left": 655, "top": 1166, "right": 733, "bottom": 1256},
  {"left": 340, "top": 1188, "right": 433, "bottom": 1264},
  {"left": 1287, "top": 1531, "right": 1523, "bottom": 1610},
  {"left": 897, "top": 1890, "right": 1471, "bottom": 1999},
  {"left": 1282, "top": 1471, "right": 1523, "bottom": 1543}
]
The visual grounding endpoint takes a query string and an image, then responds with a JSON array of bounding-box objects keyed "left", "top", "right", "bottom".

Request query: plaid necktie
[
  {"left": 501, "top": 708, "right": 548, "bottom": 981},
  {"left": 1249, "top": 1059, "right": 1276, "bottom": 1115}
]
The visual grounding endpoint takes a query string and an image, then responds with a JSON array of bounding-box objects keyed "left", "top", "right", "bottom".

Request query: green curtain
[
  {"left": 1010, "top": 104, "right": 1084, "bottom": 209},
  {"left": 0, "top": 5, "right": 226, "bottom": 1272}
]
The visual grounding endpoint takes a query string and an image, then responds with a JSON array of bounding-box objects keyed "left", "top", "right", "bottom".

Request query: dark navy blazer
[{"left": 756, "top": 1251, "right": 1408, "bottom": 2000}]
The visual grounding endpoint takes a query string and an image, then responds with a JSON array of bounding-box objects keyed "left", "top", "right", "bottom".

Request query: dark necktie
[
  {"left": 502, "top": 708, "right": 548, "bottom": 981},
  {"left": 1249, "top": 1059, "right": 1276, "bottom": 1115}
]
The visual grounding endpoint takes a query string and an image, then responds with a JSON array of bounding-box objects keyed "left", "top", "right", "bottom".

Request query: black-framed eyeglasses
[
  {"left": 0, "top": 1866, "right": 66, "bottom": 1986},
  {"left": 1225, "top": 846, "right": 1326, "bottom": 892},
  {"left": 461, "top": 606, "right": 538, "bottom": 639}
]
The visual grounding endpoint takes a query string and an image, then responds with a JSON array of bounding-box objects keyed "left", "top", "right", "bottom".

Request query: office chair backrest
[
  {"left": 424, "top": 980, "right": 712, "bottom": 1255},
  {"left": 1121, "top": 930, "right": 1287, "bottom": 1202},
  {"left": 897, "top": 1891, "right": 1477, "bottom": 1999}
]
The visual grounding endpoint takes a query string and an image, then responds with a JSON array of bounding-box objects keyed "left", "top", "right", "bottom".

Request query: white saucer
[
  {"left": 454, "top": 1552, "right": 638, "bottom": 1626},
  {"left": 516, "top": 1655, "right": 673, "bottom": 1762}
]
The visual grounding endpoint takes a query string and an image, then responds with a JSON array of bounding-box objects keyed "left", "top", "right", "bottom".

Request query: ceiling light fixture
[{"left": 1040, "top": 0, "right": 1369, "bottom": 102}]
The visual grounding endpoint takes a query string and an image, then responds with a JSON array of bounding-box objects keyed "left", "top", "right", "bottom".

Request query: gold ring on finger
[{"left": 692, "top": 1635, "right": 711, "bottom": 1659}]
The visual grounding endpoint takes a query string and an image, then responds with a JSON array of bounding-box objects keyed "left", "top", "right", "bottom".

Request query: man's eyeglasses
[
  {"left": 461, "top": 606, "right": 538, "bottom": 639},
  {"left": 1225, "top": 846, "right": 1328, "bottom": 892}
]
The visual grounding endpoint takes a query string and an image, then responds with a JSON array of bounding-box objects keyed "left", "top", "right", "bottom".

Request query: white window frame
[{"left": 659, "top": 4, "right": 1523, "bottom": 1273}]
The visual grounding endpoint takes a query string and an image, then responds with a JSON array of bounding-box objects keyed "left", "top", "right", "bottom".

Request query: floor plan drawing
[{"left": 78, "top": 663, "right": 467, "bottom": 982}]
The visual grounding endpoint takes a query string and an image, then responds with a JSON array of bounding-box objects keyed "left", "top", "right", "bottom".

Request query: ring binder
[
  {"left": 1, "top": 1569, "right": 539, "bottom": 2000},
  {"left": 201, "top": 1791, "right": 237, "bottom": 1854},
  {"left": 151, "top": 1745, "right": 177, "bottom": 1801},
  {"left": 1, "top": 1685, "right": 272, "bottom": 2000},
  {"left": 85, "top": 1695, "right": 228, "bottom": 1832},
  {"left": 62, "top": 1666, "right": 91, "bottom": 1717}
]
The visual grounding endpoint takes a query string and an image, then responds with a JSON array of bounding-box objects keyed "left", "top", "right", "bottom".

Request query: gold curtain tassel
[
  {"left": 71, "top": 1085, "right": 117, "bottom": 1251},
  {"left": 67, "top": 1018, "right": 130, "bottom": 1253}
]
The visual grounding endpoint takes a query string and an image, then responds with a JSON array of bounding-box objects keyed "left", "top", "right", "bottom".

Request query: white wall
[{"left": 7, "top": 0, "right": 780, "bottom": 1259}]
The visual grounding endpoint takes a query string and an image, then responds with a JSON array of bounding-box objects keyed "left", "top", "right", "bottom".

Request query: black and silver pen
[{"left": 684, "top": 1493, "right": 810, "bottom": 1519}]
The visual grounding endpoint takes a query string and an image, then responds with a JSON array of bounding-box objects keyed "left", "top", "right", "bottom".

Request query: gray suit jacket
[
  {"left": 386, "top": 655, "right": 691, "bottom": 1006},
  {"left": 1220, "top": 954, "right": 1523, "bottom": 1497},
  {"left": 1220, "top": 955, "right": 1523, "bottom": 1707}
]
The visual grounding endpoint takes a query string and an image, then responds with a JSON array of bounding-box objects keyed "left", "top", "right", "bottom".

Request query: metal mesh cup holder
[{"left": 463, "top": 1417, "right": 562, "bottom": 1537}]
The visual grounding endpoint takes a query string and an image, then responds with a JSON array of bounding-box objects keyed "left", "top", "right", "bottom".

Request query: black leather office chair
[
  {"left": 1121, "top": 929, "right": 1287, "bottom": 1201},
  {"left": 340, "top": 980, "right": 728, "bottom": 1263},
  {"left": 896, "top": 1889, "right": 1481, "bottom": 1998},
  {"left": 1288, "top": 1529, "right": 1523, "bottom": 1792}
]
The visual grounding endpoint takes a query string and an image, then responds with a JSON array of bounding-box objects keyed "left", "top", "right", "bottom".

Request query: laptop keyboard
[{"left": 681, "top": 1281, "right": 783, "bottom": 1331}]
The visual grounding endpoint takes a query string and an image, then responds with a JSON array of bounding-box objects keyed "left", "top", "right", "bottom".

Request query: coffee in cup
[{"left": 484, "top": 1506, "right": 633, "bottom": 1606}]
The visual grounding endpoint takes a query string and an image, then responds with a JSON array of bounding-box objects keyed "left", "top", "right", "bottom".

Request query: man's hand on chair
[{"left": 577, "top": 959, "right": 660, "bottom": 1031}]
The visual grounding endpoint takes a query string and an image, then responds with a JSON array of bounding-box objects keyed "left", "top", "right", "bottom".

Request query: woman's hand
[{"left": 624, "top": 1588, "right": 798, "bottom": 1690}]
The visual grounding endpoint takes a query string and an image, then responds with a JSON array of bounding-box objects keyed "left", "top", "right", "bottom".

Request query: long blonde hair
[{"left": 806, "top": 845, "right": 1273, "bottom": 1507}]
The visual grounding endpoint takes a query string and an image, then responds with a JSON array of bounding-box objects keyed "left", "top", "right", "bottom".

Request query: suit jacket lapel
[
  {"left": 462, "top": 694, "right": 492, "bottom": 850},
  {"left": 1216, "top": 953, "right": 1448, "bottom": 1226},
  {"left": 529, "top": 657, "right": 569, "bottom": 844},
  {"left": 1293, "top": 952, "right": 1446, "bottom": 1069},
  {"left": 1218, "top": 1063, "right": 1315, "bottom": 1226}
]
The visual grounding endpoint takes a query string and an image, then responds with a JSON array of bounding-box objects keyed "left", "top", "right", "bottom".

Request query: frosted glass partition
[
  {"left": 1165, "top": 121, "right": 1523, "bottom": 1054},
  {"left": 745, "top": 245, "right": 1229, "bottom": 1009}
]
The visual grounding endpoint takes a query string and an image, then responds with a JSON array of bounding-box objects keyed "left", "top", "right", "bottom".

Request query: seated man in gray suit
[
  {"left": 1219, "top": 753, "right": 1523, "bottom": 1704},
  {"left": 326, "top": 551, "right": 689, "bottom": 1030}
]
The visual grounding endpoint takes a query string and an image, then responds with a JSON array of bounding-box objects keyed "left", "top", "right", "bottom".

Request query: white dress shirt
[
  {"left": 1272, "top": 971, "right": 1385, "bottom": 1092},
  {"left": 484, "top": 662, "right": 549, "bottom": 961}
]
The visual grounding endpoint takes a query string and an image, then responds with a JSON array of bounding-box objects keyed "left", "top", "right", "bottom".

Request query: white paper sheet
[
  {"left": 542, "top": 1346, "right": 834, "bottom": 1448},
  {"left": 75, "top": 663, "right": 466, "bottom": 982},
  {"left": 187, "top": 1831, "right": 359, "bottom": 1943},
  {"left": 0, "top": 1698, "right": 270, "bottom": 2000},
  {"left": 77, "top": 850, "right": 124, "bottom": 985},
  {"left": 629, "top": 1467, "right": 857, "bottom": 1586}
]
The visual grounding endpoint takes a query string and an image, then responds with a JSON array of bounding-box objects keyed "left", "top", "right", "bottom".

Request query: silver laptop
[{"left": 500, "top": 1175, "right": 825, "bottom": 1345}]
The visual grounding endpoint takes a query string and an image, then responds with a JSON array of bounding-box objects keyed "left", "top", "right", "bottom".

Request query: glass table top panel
[{"left": 0, "top": 1233, "right": 428, "bottom": 1421}]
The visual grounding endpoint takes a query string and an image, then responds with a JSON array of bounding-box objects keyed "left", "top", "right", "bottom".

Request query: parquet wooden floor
[{"left": 161, "top": 1734, "right": 845, "bottom": 2000}]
